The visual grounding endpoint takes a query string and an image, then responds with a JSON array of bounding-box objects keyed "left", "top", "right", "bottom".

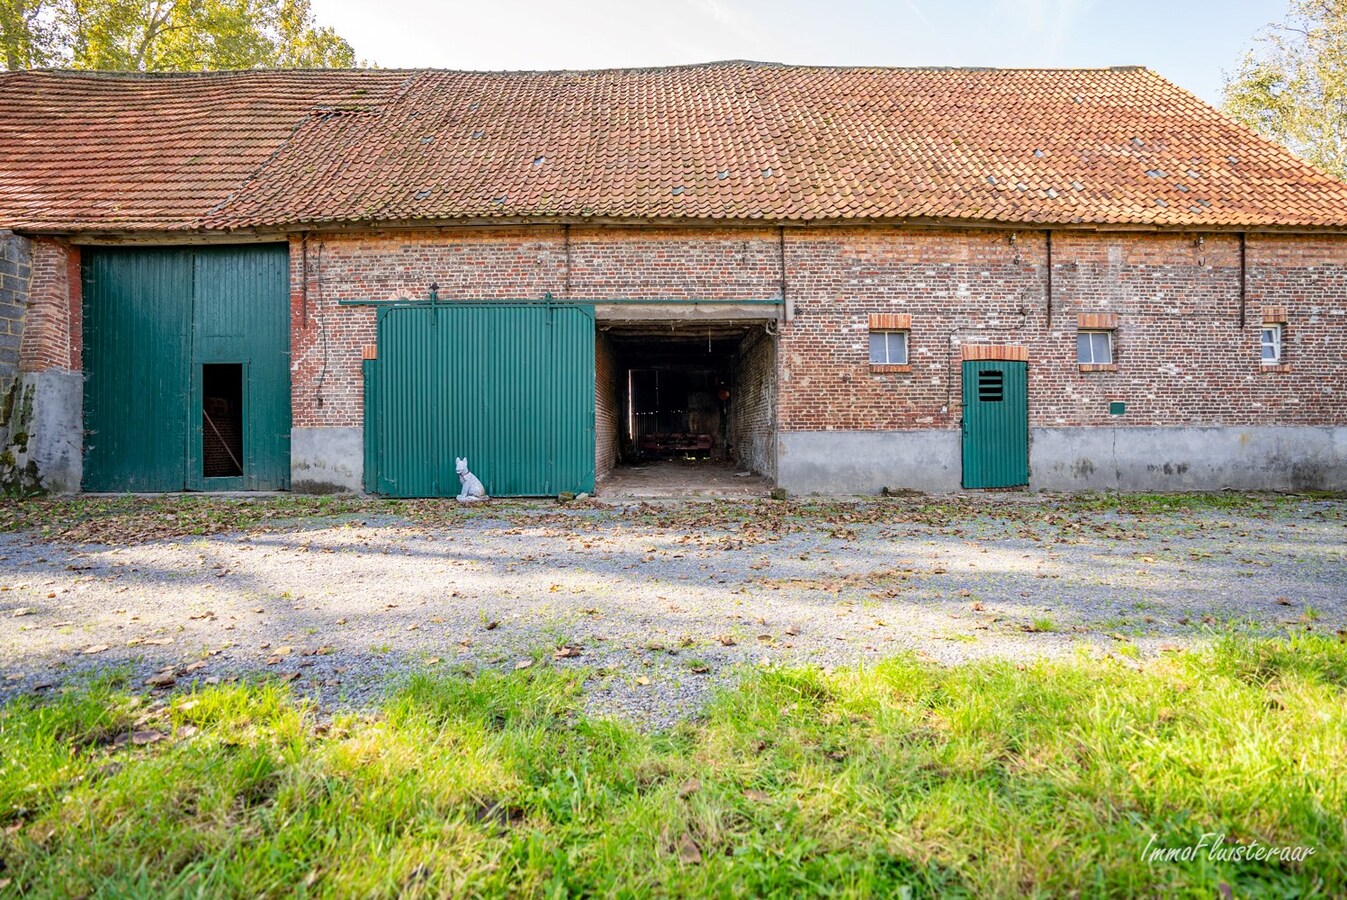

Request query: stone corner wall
[{"left": 0, "top": 234, "right": 82, "bottom": 494}]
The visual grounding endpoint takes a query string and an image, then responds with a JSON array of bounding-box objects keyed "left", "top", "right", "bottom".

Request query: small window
[
  {"left": 1077, "top": 331, "right": 1113, "bottom": 365},
  {"left": 869, "top": 331, "right": 909, "bottom": 366},
  {"left": 1261, "top": 325, "right": 1282, "bottom": 364}
]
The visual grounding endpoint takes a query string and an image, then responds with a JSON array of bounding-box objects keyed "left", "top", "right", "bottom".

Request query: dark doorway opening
[
  {"left": 202, "top": 364, "right": 244, "bottom": 479},
  {"left": 594, "top": 320, "right": 777, "bottom": 495}
]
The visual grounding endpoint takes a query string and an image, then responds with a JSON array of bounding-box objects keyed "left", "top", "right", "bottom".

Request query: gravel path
[{"left": 2, "top": 498, "right": 1344, "bottom": 727}]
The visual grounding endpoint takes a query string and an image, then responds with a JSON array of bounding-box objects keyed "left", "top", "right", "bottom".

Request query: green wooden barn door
[
  {"left": 82, "top": 246, "right": 290, "bottom": 492},
  {"left": 83, "top": 249, "right": 193, "bottom": 492},
  {"left": 961, "top": 360, "right": 1028, "bottom": 489},
  {"left": 370, "top": 304, "right": 595, "bottom": 498},
  {"left": 190, "top": 246, "right": 291, "bottom": 491}
]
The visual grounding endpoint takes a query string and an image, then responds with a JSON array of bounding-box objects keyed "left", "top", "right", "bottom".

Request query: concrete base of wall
[
  {"left": 778, "top": 425, "right": 1347, "bottom": 495},
  {"left": 777, "top": 430, "right": 962, "bottom": 495},
  {"left": 291, "top": 426, "right": 364, "bottom": 494},
  {"left": 1, "top": 370, "right": 82, "bottom": 494},
  {"left": 1030, "top": 425, "right": 1347, "bottom": 492}
]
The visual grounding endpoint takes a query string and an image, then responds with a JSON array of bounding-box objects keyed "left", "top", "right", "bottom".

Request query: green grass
[{"left": 2, "top": 636, "right": 1343, "bottom": 897}]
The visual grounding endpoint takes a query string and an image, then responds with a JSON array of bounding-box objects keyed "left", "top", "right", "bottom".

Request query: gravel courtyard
[{"left": 2, "top": 494, "right": 1343, "bottom": 726}]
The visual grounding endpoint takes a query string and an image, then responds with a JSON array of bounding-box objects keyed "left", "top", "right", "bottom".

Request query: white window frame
[
  {"left": 869, "top": 330, "right": 909, "bottom": 366},
  {"left": 1077, "top": 330, "right": 1113, "bottom": 365},
  {"left": 1261, "top": 324, "right": 1283, "bottom": 364}
]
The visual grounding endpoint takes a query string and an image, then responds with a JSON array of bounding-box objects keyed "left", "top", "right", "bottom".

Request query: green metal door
[
  {"left": 82, "top": 246, "right": 290, "bottom": 492},
  {"left": 83, "top": 249, "right": 194, "bottom": 492},
  {"left": 961, "top": 360, "right": 1028, "bottom": 489},
  {"left": 366, "top": 304, "right": 595, "bottom": 497}
]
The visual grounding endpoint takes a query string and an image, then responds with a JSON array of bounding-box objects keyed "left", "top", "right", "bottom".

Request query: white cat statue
[{"left": 455, "top": 457, "right": 488, "bottom": 503}]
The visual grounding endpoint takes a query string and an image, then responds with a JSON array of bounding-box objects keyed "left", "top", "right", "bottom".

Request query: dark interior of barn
[
  {"left": 202, "top": 363, "right": 244, "bottom": 479},
  {"left": 595, "top": 321, "right": 777, "bottom": 496}
]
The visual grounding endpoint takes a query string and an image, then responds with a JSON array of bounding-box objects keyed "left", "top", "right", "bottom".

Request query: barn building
[{"left": 1, "top": 63, "right": 1345, "bottom": 496}]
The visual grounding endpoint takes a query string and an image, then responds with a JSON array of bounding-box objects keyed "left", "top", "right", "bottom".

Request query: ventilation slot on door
[
  {"left": 977, "top": 370, "right": 1004, "bottom": 402},
  {"left": 203, "top": 364, "right": 244, "bottom": 478}
]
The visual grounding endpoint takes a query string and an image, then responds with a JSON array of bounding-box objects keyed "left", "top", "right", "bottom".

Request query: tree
[
  {"left": 0, "top": 0, "right": 360, "bottom": 71},
  {"left": 1224, "top": 0, "right": 1347, "bottom": 180},
  {"left": 1, "top": 0, "right": 60, "bottom": 69}
]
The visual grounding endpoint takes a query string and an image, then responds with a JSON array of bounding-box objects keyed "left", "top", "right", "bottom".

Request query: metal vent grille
[{"left": 977, "top": 370, "right": 1004, "bottom": 402}]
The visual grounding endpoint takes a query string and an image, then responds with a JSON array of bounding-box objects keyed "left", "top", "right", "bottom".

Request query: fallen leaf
[
  {"left": 553, "top": 645, "right": 582, "bottom": 659},
  {"left": 514, "top": 659, "right": 533, "bottom": 670},
  {"left": 635, "top": 675, "right": 651, "bottom": 685},
  {"left": 145, "top": 673, "right": 176, "bottom": 688},
  {"left": 485, "top": 620, "right": 500, "bottom": 630},
  {"left": 690, "top": 664, "right": 710, "bottom": 674},
  {"left": 426, "top": 657, "right": 440, "bottom": 665},
  {"left": 131, "top": 730, "right": 166, "bottom": 745},
  {"left": 81, "top": 644, "right": 110, "bottom": 655},
  {"left": 281, "top": 672, "right": 301, "bottom": 682},
  {"left": 273, "top": 645, "right": 293, "bottom": 657},
  {"left": 676, "top": 833, "right": 702, "bottom": 864},
  {"left": 11, "top": 607, "right": 32, "bottom": 617},
  {"left": 141, "top": 638, "right": 175, "bottom": 646},
  {"left": 716, "top": 634, "right": 736, "bottom": 647},
  {"left": 185, "top": 660, "right": 208, "bottom": 671},
  {"left": 743, "top": 789, "right": 771, "bottom": 803},
  {"left": 678, "top": 778, "right": 701, "bottom": 798}
]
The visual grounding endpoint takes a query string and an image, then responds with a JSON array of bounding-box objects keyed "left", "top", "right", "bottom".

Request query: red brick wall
[
  {"left": 293, "top": 226, "right": 1347, "bottom": 433},
  {"left": 727, "top": 328, "right": 776, "bottom": 475},
  {"left": 778, "top": 228, "right": 1347, "bottom": 430},
  {"left": 290, "top": 226, "right": 784, "bottom": 427},
  {"left": 594, "top": 330, "right": 619, "bottom": 480},
  {"left": 18, "top": 238, "right": 80, "bottom": 373}
]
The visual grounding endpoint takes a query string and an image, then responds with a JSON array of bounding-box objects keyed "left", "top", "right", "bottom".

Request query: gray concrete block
[
  {"left": 778, "top": 430, "right": 961, "bottom": 495},
  {"left": 291, "top": 426, "right": 364, "bottom": 494},
  {"left": 23, "top": 369, "right": 83, "bottom": 493}
]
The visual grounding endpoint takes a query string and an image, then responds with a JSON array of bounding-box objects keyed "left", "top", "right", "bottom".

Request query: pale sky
[{"left": 310, "top": 0, "right": 1288, "bottom": 105}]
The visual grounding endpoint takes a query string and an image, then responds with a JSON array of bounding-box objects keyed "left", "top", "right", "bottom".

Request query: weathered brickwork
[
  {"left": 594, "top": 331, "right": 619, "bottom": 480},
  {"left": 778, "top": 228, "right": 1347, "bottom": 431},
  {"left": 282, "top": 225, "right": 1343, "bottom": 436},
  {"left": 727, "top": 328, "right": 777, "bottom": 476},
  {"left": 290, "top": 227, "right": 785, "bottom": 427},
  {"left": 17, "top": 238, "right": 79, "bottom": 374}
]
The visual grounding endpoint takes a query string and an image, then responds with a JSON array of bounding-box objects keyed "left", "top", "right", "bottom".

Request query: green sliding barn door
[
  {"left": 961, "top": 360, "right": 1028, "bottom": 489},
  {"left": 82, "top": 246, "right": 290, "bottom": 492},
  {"left": 365, "top": 304, "right": 595, "bottom": 498}
]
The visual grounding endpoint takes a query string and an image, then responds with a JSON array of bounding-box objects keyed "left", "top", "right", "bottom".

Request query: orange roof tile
[{"left": 3, "top": 62, "right": 1346, "bottom": 232}]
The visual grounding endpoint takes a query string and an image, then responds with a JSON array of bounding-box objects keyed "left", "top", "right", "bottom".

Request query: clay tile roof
[{"left": 3, "top": 62, "right": 1347, "bottom": 232}]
